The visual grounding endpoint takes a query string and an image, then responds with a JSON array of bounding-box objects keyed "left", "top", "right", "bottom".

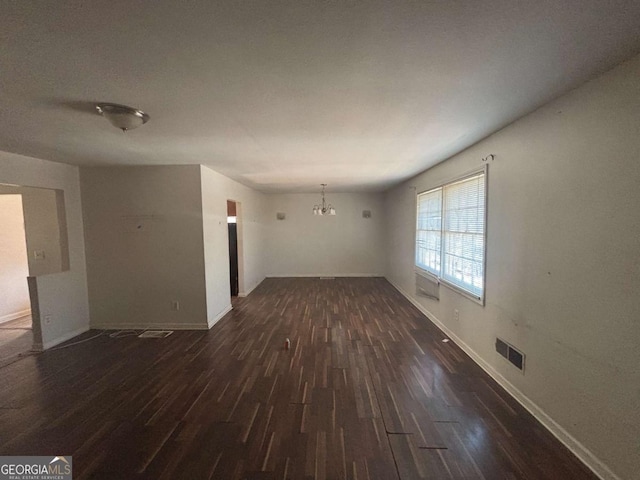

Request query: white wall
[
  {"left": 0, "top": 195, "right": 31, "bottom": 323},
  {"left": 21, "top": 188, "right": 66, "bottom": 276},
  {"left": 384, "top": 54, "right": 640, "bottom": 480},
  {"left": 0, "top": 152, "right": 90, "bottom": 349},
  {"left": 0, "top": 185, "right": 71, "bottom": 277},
  {"left": 200, "top": 166, "right": 268, "bottom": 326},
  {"left": 81, "top": 166, "right": 209, "bottom": 330},
  {"left": 265, "top": 192, "right": 385, "bottom": 277}
]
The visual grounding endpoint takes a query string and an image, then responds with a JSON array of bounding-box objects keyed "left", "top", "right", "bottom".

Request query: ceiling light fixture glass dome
[{"left": 96, "top": 103, "right": 149, "bottom": 132}]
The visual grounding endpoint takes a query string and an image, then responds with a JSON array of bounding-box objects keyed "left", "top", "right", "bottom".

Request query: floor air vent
[
  {"left": 496, "top": 337, "right": 525, "bottom": 372},
  {"left": 138, "top": 330, "right": 174, "bottom": 339}
]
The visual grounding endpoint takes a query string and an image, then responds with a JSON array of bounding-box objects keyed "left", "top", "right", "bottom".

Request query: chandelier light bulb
[{"left": 312, "top": 184, "right": 336, "bottom": 216}]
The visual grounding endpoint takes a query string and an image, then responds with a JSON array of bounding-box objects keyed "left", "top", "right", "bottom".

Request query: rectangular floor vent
[
  {"left": 138, "top": 330, "right": 174, "bottom": 339},
  {"left": 319, "top": 277, "right": 335, "bottom": 280},
  {"left": 495, "top": 337, "right": 525, "bottom": 372}
]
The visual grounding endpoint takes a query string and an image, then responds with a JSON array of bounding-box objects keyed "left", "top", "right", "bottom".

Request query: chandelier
[{"left": 313, "top": 184, "right": 336, "bottom": 216}]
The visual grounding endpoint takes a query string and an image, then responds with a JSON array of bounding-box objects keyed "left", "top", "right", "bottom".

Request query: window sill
[
  {"left": 439, "top": 278, "right": 485, "bottom": 306},
  {"left": 414, "top": 267, "right": 484, "bottom": 305}
]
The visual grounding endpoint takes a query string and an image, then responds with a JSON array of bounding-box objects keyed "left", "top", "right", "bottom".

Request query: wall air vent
[
  {"left": 495, "top": 338, "right": 509, "bottom": 357},
  {"left": 416, "top": 272, "right": 439, "bottom": 300},
  {"left": 495, "top": 337, "right": 525, "bottom": 372}
]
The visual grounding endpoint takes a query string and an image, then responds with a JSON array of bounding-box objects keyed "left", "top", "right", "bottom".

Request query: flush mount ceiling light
[
  {"left": 313, "top": 184, "right": 336, "bottom": 216},
  {"left": 96, "top": 103, "right": 149, "bottom": 132}
]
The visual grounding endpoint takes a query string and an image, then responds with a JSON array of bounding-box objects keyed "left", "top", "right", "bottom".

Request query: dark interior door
[{"left": 228, "top": 223, "right": 239, "bottom": 296}]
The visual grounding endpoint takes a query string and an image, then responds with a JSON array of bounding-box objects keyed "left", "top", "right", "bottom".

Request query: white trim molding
[
  {"left": 238, "top": 279, "right": 263, "bottom": 297},
  {"left": 0, "top": 309, "right": 32, "bottom": 325},
  {"left": 37, "top": 326, "right": 90, "bottom": 351},
  {"left": 266, "top": 273, "right": 384, "bottom": 278},
  {"left": 91, "top": 322, "right": 211, "bottom": 331},
  {"left": 387, "top": 278, "right": 621, "bottom": 480},
  {"left": 90, "top": 306, "right": 234, "bottom": 334},
  {"left": 208, "top": 304, "right": 233, "bottom": 329}
]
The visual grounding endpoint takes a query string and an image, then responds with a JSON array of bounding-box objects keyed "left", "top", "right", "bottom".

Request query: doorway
[
  {"left": 227, "top": 200, "right": 239, "bottom": 297},
  {"left": 0, "top": 184, "right": 69, "bottom": 356},
  {"left": 0, "top": 194, "right": 33, "bottom": 364}
]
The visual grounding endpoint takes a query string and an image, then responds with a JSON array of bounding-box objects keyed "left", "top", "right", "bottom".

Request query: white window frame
[{"left": 415, "top": 166, "right": 488, "bottom": 305}]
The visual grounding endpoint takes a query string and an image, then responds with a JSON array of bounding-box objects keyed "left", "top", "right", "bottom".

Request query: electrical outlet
[
  {"left": 33, "top": 250, "right": 46, "bottom": 261},
  {"left": 453, "top": 309, "right": 459, "bottom": 322},
  {"left": 44, "top": 315, "right": 52, "bottom": 325},
  {"left": 171, "top": 301, "right": 180, "bottom": 311}
]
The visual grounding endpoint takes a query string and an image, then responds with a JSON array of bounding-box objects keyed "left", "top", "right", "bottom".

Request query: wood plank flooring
[
  {"left": 0, "top": 278, "right": 597, "bottom": 479},
  {"left": 0, "top": 315, "right": 33, "bottom": 365}
]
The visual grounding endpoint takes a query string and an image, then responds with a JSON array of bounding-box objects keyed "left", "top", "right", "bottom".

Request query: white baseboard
[
  {"left": 267, "top": 273, "right": 384, "bottom": 278},
  {"left": 91, "top": 322, "right": 210, "bottom": 331},
  {"left": 0, "top": 309, "right": 31, "bottom": 324},
  {"left": 208, "top": 304, "right": 232, "bottom": 329},
  {"left": 92, "top": 309, "right": 236, "bottom": 332},
  {"left": 387, "top": 278, "right": 620, "bottom": 480},
  {"left": 38, "top": 325, "right": 90, "bottom": 351},
  {"left": 238, "top": 278, "right": 263, "bottom": 297}
]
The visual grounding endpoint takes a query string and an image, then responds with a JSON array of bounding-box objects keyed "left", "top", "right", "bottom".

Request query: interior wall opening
[
  {"left": 227, "top": 200, "right": 239, "bottom": 297},
  {"left": 0, "top": 193, "right": 33, "bottom": 365},
  {"left": 0, "top": 183, "right": 70, "bottom": 356}
]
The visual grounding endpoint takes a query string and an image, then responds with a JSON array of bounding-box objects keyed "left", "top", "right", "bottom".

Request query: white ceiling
[{"left": 1, "top": 1, "right": 639, "bottom": 192}]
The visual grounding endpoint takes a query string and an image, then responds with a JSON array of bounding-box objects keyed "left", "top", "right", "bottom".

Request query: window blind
[
  {"left": 416, "top": 187, "right": 442, "bottom": 275},
  {"left": 415, "top": 170, "right": 486, "bottom": 302},
  {"left": 442, "top": 173, "right": 485, "bottom": 297}
]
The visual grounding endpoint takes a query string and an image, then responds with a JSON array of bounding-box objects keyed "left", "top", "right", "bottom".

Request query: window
[
  {"left": 416, "top": 187, "right": 442, "bottom": 275},
  {"left": 415, "top": 169, "right": 486, "bottom": 302}
]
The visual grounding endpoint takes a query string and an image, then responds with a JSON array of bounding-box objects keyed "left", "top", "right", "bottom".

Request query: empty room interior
[{"left": 0, "top": 2, "right": 639, "bottom": 479}]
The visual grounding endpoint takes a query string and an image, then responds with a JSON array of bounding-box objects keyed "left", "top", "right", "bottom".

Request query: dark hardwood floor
[
  {"left": 0, "top": 278, "right": 597, "bottom": 479},
  {"left": 0, "top": 315, "right": 33, "bottom": 366}
]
